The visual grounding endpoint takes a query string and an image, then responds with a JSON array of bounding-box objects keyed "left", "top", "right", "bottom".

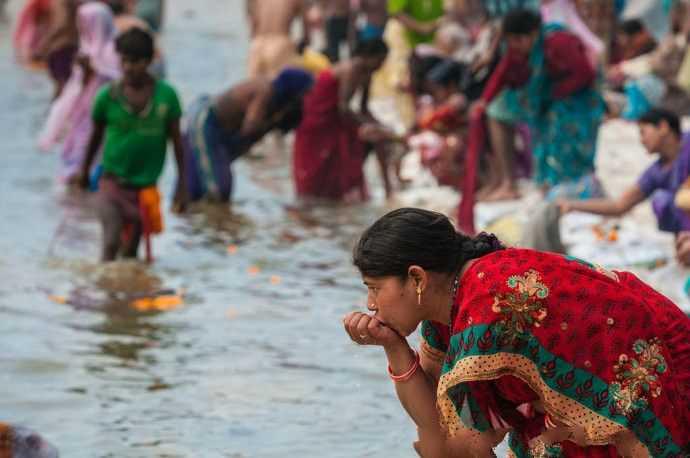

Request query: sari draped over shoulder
[
  {"left": 38, "top": 2, "right": 120, "bottom": 181},
  {"left": 293, "top": 69, "right": 367, "bottom": 201},
  {"left": 500, "top": 25, "right": 605, "bottom": 190},
  {"left": 422, "top": 248, "right": 690, "bottom": 457}
]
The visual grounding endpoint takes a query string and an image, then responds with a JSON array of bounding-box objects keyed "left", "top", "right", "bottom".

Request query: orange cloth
[{"left": 138, "top": 186, "right": 163, "bottom": 234}]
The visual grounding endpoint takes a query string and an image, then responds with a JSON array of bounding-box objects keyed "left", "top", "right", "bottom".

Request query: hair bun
[{"left": 473, "top": 232, "right": 504, "bottom": 252}]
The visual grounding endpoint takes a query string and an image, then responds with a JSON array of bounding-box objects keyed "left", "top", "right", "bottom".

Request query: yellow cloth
[
  {"left": 295, "top": 48, "right": 331, "bottom": 74},
  {"left": 372, "top": 19, "right": 415, "bottom": 129},
  {"left": 676, "top": 47, "right": 690, "bottom": 94},
  {"left": 139, "top": 186, "right": 163, "bottom": 234}
]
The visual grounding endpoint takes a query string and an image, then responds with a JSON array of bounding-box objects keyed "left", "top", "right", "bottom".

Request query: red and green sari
[{"left": 421, "top": 248, "right": 690, "bottom": 457}]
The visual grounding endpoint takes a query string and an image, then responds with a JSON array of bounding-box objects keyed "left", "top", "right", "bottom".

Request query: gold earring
[{"left": 416, "top": 286, "right": 422, "bottom": 306}]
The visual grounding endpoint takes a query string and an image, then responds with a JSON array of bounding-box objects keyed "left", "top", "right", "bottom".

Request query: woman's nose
[{"left": 366, "top": 301, "right": 377, "bottom": 311}]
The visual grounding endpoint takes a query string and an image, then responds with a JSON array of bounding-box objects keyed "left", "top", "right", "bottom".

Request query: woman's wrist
[{"left": 384, "top": 340, "right": 415, "bottom": 375}]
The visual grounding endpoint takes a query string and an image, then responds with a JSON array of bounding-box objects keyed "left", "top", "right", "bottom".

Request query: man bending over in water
[{"left": 182, "top": 68, "right": 315, "bottom": 203}]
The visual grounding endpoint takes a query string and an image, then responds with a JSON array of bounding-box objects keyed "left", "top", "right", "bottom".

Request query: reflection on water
[{"left": 0, "top": 1, "right": 444, "bottom": 457}]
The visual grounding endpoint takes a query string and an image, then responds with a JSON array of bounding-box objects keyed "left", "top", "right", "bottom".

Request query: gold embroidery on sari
[
  {"left": 491, "top": 270, "right": 549, "bottom": 343},
  {"left": 611, "top": 339, "right": 667, "bottom": 416}
]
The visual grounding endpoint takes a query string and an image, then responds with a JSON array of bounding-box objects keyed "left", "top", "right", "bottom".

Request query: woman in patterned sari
[
  {"left": 344, "top": 208, "right": 690, "bottom": 457},
  {"left": 477, "top": 9, "right": 605, "bottom": 200}
]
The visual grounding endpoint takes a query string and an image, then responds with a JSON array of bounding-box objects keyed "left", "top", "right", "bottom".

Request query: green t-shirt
[
  {"left": 93, "top": 80, "right": 182, "bottom": 187},
  {"left": 387, "top": 0, "right": 444, "bottom": 46}
]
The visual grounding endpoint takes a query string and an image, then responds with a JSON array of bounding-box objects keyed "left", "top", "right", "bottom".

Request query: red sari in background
[
  {"left": 293, "top": 69, "right": 367, "bottom": 201},
  {"left": 422, "top": 248, "right": 690, "bottom": 456},
  {"left": 13, "top": 0, "right": 53, "bottom": 64}
]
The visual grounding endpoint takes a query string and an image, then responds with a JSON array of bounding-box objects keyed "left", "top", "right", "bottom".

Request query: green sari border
[{"left": 438, "top": 323, "right": 683, "bottom": 457}]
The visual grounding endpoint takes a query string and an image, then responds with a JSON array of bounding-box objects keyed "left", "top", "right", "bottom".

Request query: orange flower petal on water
[
  {"left": 226, "top": 307, "right": 238, "bottom": 319},
  {"left": 131, "top": 298, "right": 154, "bottom": 311},
  {"left": 248, "top": 266, "right": 261, "bottom": 276},
  {"left": 131, "top": 295, "right": 183, "bottom": 312},
  {"left": 227, "top": 245, "right": 238, "bottom": 254},
  {"left": 270, "top": 275, "right": 282, "bottom": 285},
  {"left": 48, "top": 295, "right": 67, "bottom": 304}
]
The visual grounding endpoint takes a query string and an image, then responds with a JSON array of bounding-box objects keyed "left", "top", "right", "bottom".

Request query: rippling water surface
[{"left": 0, "top": 1, "right": 424, "bottom": 456}]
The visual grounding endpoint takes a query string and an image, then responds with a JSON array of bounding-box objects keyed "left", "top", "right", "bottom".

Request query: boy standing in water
[{"left": 79, "top": 27, "right": 186, "bottom": 262}]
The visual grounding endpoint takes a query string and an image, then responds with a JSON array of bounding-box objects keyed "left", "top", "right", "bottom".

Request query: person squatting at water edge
[
  {"left": 343, "top": 208, "right": 690, "bottom": 457},
  {"left": 78, "top": 27, "right": 186, "bottom": 262}
]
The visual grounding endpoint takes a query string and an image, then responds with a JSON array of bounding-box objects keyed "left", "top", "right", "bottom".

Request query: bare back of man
[
  {"left": 213, "top": 78, "right": 272, "bottom": 136},
  {"left": 247, "top": 0, "right": 306, "bottom": 77}
]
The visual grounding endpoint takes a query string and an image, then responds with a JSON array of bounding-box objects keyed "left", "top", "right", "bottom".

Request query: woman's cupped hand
[{"left": 342, "top": 312, "right": 405, "bottom": 349}]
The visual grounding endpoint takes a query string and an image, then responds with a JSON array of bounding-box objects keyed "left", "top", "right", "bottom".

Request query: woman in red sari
[
  {"left": 293, "top": 38, "right": 391, "bottom": 202},
  {"left": 344, "top": 208, "right": 690, "bottom": 457}
]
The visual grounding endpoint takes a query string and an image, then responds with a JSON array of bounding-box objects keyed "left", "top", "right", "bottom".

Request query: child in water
[{"left": 78, "top": 27, "right": 186, "bottom": 262}]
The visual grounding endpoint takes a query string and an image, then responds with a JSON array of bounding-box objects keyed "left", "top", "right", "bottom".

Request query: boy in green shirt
[{"left": 79, "top": 27, "right": 186, "bottom": 262}]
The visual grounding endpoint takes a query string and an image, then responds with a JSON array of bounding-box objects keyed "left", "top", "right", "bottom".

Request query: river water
[{"left": 0, "top": 1, "right": 424, "bottom": 456}]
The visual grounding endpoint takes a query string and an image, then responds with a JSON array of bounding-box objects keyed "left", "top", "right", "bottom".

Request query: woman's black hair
[
  {"left": 502, "top": 9, "right": 542, "bottom": 36},
  {"left": 115, "top": 27, "right": 155, "bottom": 61},
  {"left": 353, "top": 38, "right": 389, "bottom": 58},
  {"left": 427, "top": 59, "right": 466, "bottom": 89},
  {"left": 409, "top": 53, "right": 444, "bottom": 94},
  {"left": 353, "top": 208, "right": 504, "bottom": 278}
]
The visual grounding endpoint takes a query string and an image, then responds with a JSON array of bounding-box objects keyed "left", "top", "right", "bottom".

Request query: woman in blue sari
[{"left": 479, "top": 9, "right": 605, "bottom": 200}]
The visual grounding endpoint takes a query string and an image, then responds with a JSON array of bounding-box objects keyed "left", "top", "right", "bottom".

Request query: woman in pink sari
[{"left": 39, "top": 1, "right": 120, "bottom": 183}]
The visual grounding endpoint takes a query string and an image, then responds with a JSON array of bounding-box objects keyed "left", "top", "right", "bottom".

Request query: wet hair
[
  {"left": 115, "top": 27, "right": 154, "bottom": 61},
  {"left": 502, "top": 9, "right": 542, "bottom": 36},
  {"left": 618, "top": 19, "right": 645, "bottom": 36},
  {"left": 353, "top": 38, "right": 389, "bottom": 59},
  {"left": 638, "top": 108, "right": 682, "bottom": 137},
  {"left": 353, "top": 208, "right": 504, "bottom": 278}
]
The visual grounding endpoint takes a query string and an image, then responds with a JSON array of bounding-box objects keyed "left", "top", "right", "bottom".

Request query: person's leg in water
[
  {"left": 98, "top": 197, "right": 125, "bottom": 262},
  {"left": 373, "top": 141, "right": 393, "bottom": 199},
  {"left": 480, "top": 117, "right": 520, "bottom": 201},
  {"left": 121, "top": 218, "right": 142, "bottom": 258}
]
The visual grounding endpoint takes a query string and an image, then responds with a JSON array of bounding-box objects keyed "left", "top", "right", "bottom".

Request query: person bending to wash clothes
[
  {"left": 182, "top": 68, "right": 314, "bottom": 203},
  {"left": 474, "top": 8, "right": 604, "bottom": 201},
  {"left": 294, "top": 38, "right": 394, "bottom": 202},
  {"left": 78, "top": 27, "right": 186, "bottom": 262},
  {"left": 559, "top": 109, "right": 690, "bottom": 234},
  {"left": 344, "top": 207, "right": 690, "bottom": 457}
]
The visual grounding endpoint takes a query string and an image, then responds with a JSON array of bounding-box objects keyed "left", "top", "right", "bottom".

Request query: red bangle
[{"left": 388, "top": 349, "right": 420, "bottom": 383}]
